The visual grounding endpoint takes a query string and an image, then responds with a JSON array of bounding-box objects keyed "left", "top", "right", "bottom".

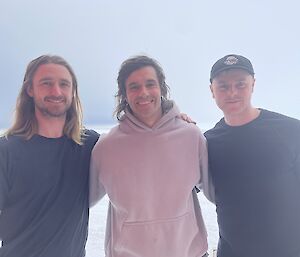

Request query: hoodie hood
[{"left": 121, "top": 100, "right": 180, "bottom": 132}]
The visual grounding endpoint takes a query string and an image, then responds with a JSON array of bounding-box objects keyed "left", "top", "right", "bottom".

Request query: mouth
[
  {"left": 226, "top": 99, "right": 241, "bottom": 104},
  {"left": 45, "top": 97, "right": 65, "bottom": 104},
  {"left": 136, "top": 99, "right": 154, "bottom": 105}
]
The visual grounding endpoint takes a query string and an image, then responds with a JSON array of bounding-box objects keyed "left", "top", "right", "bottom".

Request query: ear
[
  {"left": 251, "top": 78, "right": 256, "bottom": 93},
  {"left": 26, "top": 85, "right": 33, "bottom": 97},
  {"left": 209, "top": 84, "right": 215, "bottom": 99}
]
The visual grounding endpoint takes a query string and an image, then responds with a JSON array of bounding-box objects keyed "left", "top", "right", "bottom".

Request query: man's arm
[
  {"left": 89, "top": 146, "right": 106, "bottom": 207},
  {"left": 197, "top": 133, "right": 215, "bottom": 203}
]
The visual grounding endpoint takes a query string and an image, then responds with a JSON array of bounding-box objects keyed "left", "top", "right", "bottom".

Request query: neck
[
  {"left": 142, "top": 120, "right": 158, "bottom": 128},
  {"left": 224, "top": 107, "right": 260, "bottom": 126},
  {"left": 139, "top": 113, "right": 162, "bottom": 128},
  {"left": 35, "top": 112, "right": 66, "bottom": 138}
]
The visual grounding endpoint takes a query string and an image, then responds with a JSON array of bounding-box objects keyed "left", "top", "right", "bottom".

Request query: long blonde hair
[{"left": 5, "top": 55, "right": 85, "bottom": 144}]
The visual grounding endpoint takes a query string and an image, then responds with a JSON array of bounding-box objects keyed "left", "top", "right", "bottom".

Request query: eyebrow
[
  {"left": 39, "top": 77, "right": 71, "bottom": 84},
  {"left": 216, "top": 78, "right": 247, "bottom": 84},
  {"left": 127, "top": 82, "right": 139, "bottom": 87},
  {"left": 146, "top": 79, "right": 157, "bottom": 84}
]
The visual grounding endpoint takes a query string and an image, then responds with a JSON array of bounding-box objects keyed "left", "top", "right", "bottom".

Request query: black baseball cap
[{"left": 210, "top": 54, "right": 255, "bottom": 83}]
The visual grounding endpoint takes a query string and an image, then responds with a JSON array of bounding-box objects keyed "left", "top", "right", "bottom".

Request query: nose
[
  {"left": 139, "top": 85, "right": 149, "bottom": 97},
  {"left": 50, "top": 83, "right": 62, "bottom": 96},
  {"left": 228, "top": 85, "right": 238, "bottom": 96}
]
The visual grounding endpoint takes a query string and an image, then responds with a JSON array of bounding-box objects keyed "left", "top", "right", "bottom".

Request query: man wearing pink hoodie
[{"left": 90, "top": 55, "right": 214, "bottom": 257}]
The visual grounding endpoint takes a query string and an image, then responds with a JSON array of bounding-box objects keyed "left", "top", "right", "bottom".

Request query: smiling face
[
  {"left": 27, "top": 63, "right": 73, "bottom": 120},
  {"left": 125, "top": 66, "right": 163, "bottom": 127},
  {"left": 210, "top": 69, "right": 255, "bottom": 120}
]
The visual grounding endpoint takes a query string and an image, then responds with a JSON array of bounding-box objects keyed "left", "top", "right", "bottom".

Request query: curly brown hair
[{"left": 114, "top": 55, "right": 170, "bottom": 120}]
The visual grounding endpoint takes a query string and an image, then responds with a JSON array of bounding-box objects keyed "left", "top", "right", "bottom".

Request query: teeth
[
  {"left": 50, "top": 100, "right": 62, "bottom": 102},
  {"left": 138, "top": 101, "right": 151, "bottom": 105}
]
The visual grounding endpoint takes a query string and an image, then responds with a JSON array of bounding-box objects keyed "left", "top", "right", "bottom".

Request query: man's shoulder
[
  {"left": 83, "top": 129, "right": 100, "bottom": 139},
  {"left": 204, "top": 119, "right": 225, "bottom": 138},
  {"left": 82, "top": 129, "right": 100, "bottom": 146},
  {"left": 0, "top": 136, "right": 9, "bottom": 152},
  {"left": 0, "top": 136, "right": 8, "bottom": 144},
  {"left": 173, "top": 118, "right": 205, "bottom": 137},
  {"left": 92, "top": 125, "right": 120, "bottom": 150},
  {"left": 261, "top": 109, "right": 300, "bottom": 127},
  {"left": 98, "top": 125, "right": 120, "bottom": 143},
  {"left": 0, "top": 135, "right": 24, "bottom": 148},
  {"left": 0, "top": 136, "right": 27, "bottom": 160}
]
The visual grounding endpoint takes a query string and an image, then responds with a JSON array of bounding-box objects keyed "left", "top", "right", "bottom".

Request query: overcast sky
[{"left": 1, "top": 0, "right": 300, "bottom": 129}]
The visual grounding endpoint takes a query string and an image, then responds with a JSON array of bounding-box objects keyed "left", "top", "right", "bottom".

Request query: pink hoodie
[{"left": 90, "top": 103, "right": 214, "bottom": 257}]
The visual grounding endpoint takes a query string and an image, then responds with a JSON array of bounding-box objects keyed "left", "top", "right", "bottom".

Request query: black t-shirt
[
  {"left": 205, "top": 110, "right": 300, "bottom": 257},
  {"left": 0, "top": 130, "right": 99, "bottom": 257}
]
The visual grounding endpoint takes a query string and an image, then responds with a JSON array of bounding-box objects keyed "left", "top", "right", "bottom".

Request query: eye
[
  {"left": 60, "top": 81, "right": 71, "bottom": 88},
  {"left": 217, "top": 84, "right": 229, "bottom": 91},
  {"left": 236, "top": 81, "right": 246, "bottom": 88},
  {"left": 41, "top": 80, "right": 52, "bottom": 87},
  {"left": 146, "top": 79, "right": 159, "bottom": 88},
  {"left": 146, "top": 81, "right": 157, "bottom": 88},
  {"left": 128, "top": 83, "right": 139, "bottom": 91}
]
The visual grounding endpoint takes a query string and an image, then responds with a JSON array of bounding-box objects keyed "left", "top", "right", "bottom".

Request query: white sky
[{"left": 1, "top": 0, "right": 300, "bottom": 128}]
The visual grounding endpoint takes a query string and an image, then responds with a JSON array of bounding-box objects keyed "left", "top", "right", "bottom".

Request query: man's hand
[{"left": 179, "top": 113, "right": 196, "bottom": 124}]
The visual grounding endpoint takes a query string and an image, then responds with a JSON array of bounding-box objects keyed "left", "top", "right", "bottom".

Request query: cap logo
[{"left": 224, "top": 56, "right": 238, "bottom": 65}]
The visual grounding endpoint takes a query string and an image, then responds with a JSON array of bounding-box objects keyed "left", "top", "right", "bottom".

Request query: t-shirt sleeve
[
  {"left": 296, "top": 123, "right": 300, "bottom": 180},
  {"left": 89, "top": 144, "right": 106, "bottom": 207},
  {"left": 0, "top": 142, "right": 9, "bottom": 211}
]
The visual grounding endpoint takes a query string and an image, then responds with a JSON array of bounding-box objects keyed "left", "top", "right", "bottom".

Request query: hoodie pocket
[{"left": 116, "top": 211, "right": 204, "bottom": 257}]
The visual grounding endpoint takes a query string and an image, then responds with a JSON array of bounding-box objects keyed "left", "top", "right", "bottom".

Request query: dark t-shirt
[
  {"left": 0, "top": 130, "right": 99, "bottom": 257},
  {"left": 205, "top": 110, "right": 300, "bottom": 257}
]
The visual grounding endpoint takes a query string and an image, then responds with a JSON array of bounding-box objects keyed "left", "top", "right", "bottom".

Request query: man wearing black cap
[{"left": 204, "top": 54, "right": 300, "bottom": 257}]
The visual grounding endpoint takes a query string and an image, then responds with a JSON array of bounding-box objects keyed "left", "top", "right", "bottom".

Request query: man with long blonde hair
[{"left": 0, "top": 55, "right": 99, "bottom": 257}]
